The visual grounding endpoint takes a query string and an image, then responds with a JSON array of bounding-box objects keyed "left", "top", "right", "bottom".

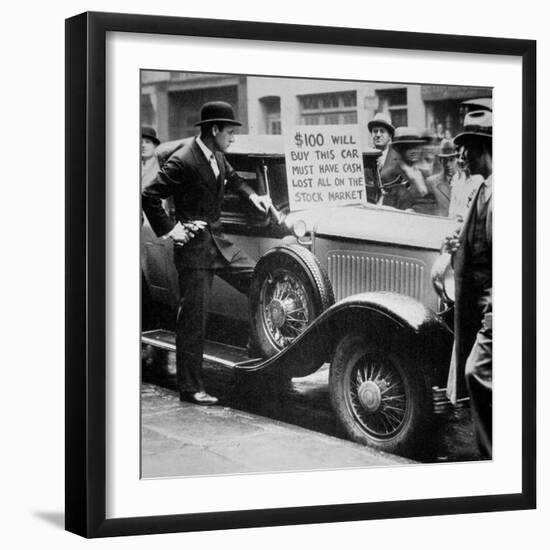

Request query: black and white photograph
[
  {"left": 140, "top": 70, "right": 494, "bottom": 477},
  {"left": 58, "top": 8, "right": 537, "bottom": 541},
  {"left": 1, "top": 1, "right": 542, "bottom": 547}
]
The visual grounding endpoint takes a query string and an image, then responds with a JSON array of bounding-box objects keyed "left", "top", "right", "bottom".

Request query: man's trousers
[
  {"left": 465, "top": 288, "right": 493, "bottom": 459},
  {"left": 175, "top": 249, "right": 254, "bottom": 394}
]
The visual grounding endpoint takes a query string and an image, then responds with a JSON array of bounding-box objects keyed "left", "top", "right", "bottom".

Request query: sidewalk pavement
[{"left": 141, "top": 383, "right": 413, "bottom": 479}]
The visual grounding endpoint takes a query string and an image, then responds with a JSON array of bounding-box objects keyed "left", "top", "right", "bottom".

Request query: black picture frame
[{"left": 65, "top": 11, "right": 536, "bottom": 538}]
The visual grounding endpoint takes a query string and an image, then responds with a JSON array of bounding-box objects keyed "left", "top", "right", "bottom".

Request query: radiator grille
[{"left": 327, "top": 252, "right": 426, "bottom": 302}]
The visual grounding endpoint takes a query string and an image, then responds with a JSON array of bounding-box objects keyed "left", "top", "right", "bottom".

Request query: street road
[{"left": 142, "top": 343, "right": 481, "bottom": 465}]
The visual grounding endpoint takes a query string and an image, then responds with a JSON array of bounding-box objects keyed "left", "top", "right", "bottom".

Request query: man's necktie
[{"left": 209, "top": 154, "right": 220, "bottom": 178}]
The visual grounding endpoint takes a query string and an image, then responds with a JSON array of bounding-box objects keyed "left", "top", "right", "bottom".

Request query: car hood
[{"left": 285, "top": 204, "right": 458, "bottom": 250}]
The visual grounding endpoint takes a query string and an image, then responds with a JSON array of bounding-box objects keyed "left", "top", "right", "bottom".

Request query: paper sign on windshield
[{"left": 283, "top": 125, "right": 366, "bottom": 211}]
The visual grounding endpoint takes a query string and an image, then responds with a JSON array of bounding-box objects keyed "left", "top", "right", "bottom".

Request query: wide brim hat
[
  {"left": 454, "top": 110, "right": 492, "bottom": 146},
  {"left": 461, "top": 97, "right": 492, "bottom": 112},
  {"left": 141, "top": 126, "right": 160, "bottom": 146},
  {"left": 367, "top": 112, "right": 395, "bottom": 135},
  {"left": 195, "top": 101, "right": 242, "bottom": 127},
  {"left": 437, "top": 139, "right": 459, "bottom": 158},
  {"left": 391, "top": 126, "right": 425, "bottom": 146}
]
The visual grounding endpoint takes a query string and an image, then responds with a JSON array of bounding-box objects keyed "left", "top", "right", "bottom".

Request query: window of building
[
  {"left": 259, "top": 96, "right": 282, "bottom": 135},
  {"left": 376, "top": 88, "right": 408, "bottom": 128},
  {"left": 299, "top": 91, "right": 357, "bottom": 125}
]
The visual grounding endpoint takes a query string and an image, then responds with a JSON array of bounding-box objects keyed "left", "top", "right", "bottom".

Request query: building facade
[{"left": 141, "top": 70, "right": 490, "bottom": 147}]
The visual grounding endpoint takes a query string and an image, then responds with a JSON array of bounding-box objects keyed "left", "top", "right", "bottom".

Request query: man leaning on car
[{"left": 141, "top": 101, "right": 271, "bottom": 406}]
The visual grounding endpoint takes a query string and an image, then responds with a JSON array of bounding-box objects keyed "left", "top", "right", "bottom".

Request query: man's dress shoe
[{"left": 180, "top": 391, "right": 218, "bottom": 405}]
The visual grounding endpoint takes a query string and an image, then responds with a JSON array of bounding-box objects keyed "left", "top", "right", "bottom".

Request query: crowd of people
[{"left": 365, "top": 110, "right": 486, "bottom": 221}]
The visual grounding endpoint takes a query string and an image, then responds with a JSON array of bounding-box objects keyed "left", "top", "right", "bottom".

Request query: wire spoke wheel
[
  {"left": 249, "top": 245, "right": 334, "bottom": 359},
  {"left": 329, "top": 334, "right": 432, "bottom": 458},
  {"left": 260, "top": 269, "right": 313, "bottom": 350},
  {"left": 346, "top": 353, "right": 408, "bottom": 439}
]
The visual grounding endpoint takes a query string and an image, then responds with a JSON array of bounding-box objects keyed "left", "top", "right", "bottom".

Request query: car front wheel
[
  {"left": 249, "top": 244, "right": 334, "bottom": 359},
  {"left": 329, "top": 333, "right": 433, "bottom": 459}
]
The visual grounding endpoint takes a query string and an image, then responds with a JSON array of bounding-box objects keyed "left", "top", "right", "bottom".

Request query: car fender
[{"left": 235, "top": 292, "right": 453, "bottom": 382}]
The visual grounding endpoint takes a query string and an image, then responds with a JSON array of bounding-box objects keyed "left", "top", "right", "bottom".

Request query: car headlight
[
  {"left": 292, "top": 219, "right": 307, "bottom": 239},
  {"left": 431, "top": 253, "right": 455, "bottom": 305}
]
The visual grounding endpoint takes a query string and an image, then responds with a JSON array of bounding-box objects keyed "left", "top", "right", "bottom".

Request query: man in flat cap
[
  {"left": 142, "top": 101, "right": 271, "bottom": 405},
  {"left": 445, "top": 110, "right": 493, "bottom": 458}
]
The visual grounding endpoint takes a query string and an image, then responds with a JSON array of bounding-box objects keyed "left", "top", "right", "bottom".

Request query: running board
[
  {"left": 142, "top": 329, "right": 261, "bottom": 370},
  {"left": 142, "top": 329, "right": 469, "bottom": 414}
]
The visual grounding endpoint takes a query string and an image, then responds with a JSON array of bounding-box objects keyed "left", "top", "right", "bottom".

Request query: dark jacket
[
  {"left": 379, "top": 149, "right": 427, "bottom": 210},
  {"left": 142, "top": 138, "right": 254, "bottom": 268},
  {"left": 447, "top": 181, "right": 493, "bottom": 400}
]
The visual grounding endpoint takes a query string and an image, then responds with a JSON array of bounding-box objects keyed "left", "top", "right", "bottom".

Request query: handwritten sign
[{"left": 283, "top": 125, "right": 366, "bottom": 211}]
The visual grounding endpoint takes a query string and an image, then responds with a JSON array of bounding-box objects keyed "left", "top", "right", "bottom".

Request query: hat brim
[
  {"left": 391, "top": 139, "right": 425, "bottom": 146},
  {"left": 437, "top": 152, "right": 459, "bottom": 158},
  {"left": 195, "top": 118, "right": 242, "bottom": 127},
  {"left": 368, "top": 121, "right": 395, "bottom": 134},
  {"left": 453, "top": 131, "right": 492, "bottom": 146},
  {"left": 142, "top": 134, "right": 160, "bottom": 146}
]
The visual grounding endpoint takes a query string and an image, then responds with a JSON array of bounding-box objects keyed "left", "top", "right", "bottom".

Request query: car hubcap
[
  {"left": 347, "top": 354, "right": 407, "bottom": 439},
  {"left": 357, "top": 381, "right": 382, "bottom": 412},
  {"left": 267, "top": 299, "right": 287, "bottom": 328}
]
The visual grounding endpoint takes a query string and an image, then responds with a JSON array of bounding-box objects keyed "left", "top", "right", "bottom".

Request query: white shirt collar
[
  {"left": 196, "top": 136, "right": 220, "bottom": 178},
  {"left": 196, "top": 136, "right": 214, "bottom": 161}
]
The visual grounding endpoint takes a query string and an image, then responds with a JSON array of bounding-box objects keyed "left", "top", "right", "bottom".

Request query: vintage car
[{"left": 141, "top": 134, "right": 459, "bottom": 459}]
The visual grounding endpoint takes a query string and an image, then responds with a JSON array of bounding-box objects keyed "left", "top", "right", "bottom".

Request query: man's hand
[
  {"left": 249, "top": 193, "right": 272, "bottom": 214},
  {"left": 166, "top": 220, "right": 207, "bottom": 245},
  {"left": 443, "top": 226, "right": 461, "bottom": 254},
  {"left": 165, "top": 222, "right": 192, "bottom": 244}
]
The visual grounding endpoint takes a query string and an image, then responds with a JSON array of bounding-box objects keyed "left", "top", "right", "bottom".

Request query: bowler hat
[
  {"left": 367, "top": 112, "right": 395, "bottom": 136},
  {"left": 454, "top": 110, "right": 492, "bottom": 146},
  {"left": 141, "top": 126, "right": 160, "bottom": 146},
  {"left": 437, "top": 139, "right": 459, "bottom": 158},
  {"left": 391, "top": 126, "right": 425, "bottom": 147},
  {"left": 195, "top": 101, "right": 242, "bottom": 127}
]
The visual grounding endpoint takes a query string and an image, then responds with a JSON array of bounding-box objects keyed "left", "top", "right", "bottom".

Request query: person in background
[
  {"left": 380, "top": 126, "right": 428, "bottom": 210},
  {"left": 448, "top": 145, "right": 484, "bottom": 220},
  {"left": 142, "top": 102, "right": 271, "bottom": 406},
  {"left": 368, "top": 112, "right": 395, "bottom": 169},
  {"left": 423, "top": 139, "right": 460, "bottom": 217},
  {"left": 141, "top": 126, "right": 161, "bottom": 190},
  {"left": 444, "top": 110, "right": 493, "bottom": 459},
  {"left": 364, "top": 112, "right": 398, "bottom": 203},
  {"left": 418, "top": 128, "right": 440, "bottom": 179}
]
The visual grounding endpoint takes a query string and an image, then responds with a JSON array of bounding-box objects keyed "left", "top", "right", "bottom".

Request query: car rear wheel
[
  {"left": 329, "top": 334, "right": 432, "bottom": 459},
  {"left": 249, "top": 245, "right": 334, "bottom": 359}
]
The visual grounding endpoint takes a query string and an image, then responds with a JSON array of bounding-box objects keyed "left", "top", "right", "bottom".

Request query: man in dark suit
[
  {"left": 445, "top": 110, "right": 493, "bottom": 458},
  {"left": 364, "top": 112, "right": 397, "bottom": 203},
  {"left": 142, "top": 102, "right": 271, "bottom": 405}
]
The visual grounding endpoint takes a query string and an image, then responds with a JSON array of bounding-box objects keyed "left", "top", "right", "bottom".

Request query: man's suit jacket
[
  {"left": 142, "top": 138, "right": 254, "bottom": 269},
  {"left": 446, "top": 181, "right": 493, "bottom": 401},
  {"left": 426, "top": 171, "right": 451, "bottom": 217},
  {"left": 379, "top": 148, "right": 426, "bottom": 210},
  {"left": 364, "top": 147, "right": 401, "bottom": 204}
]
